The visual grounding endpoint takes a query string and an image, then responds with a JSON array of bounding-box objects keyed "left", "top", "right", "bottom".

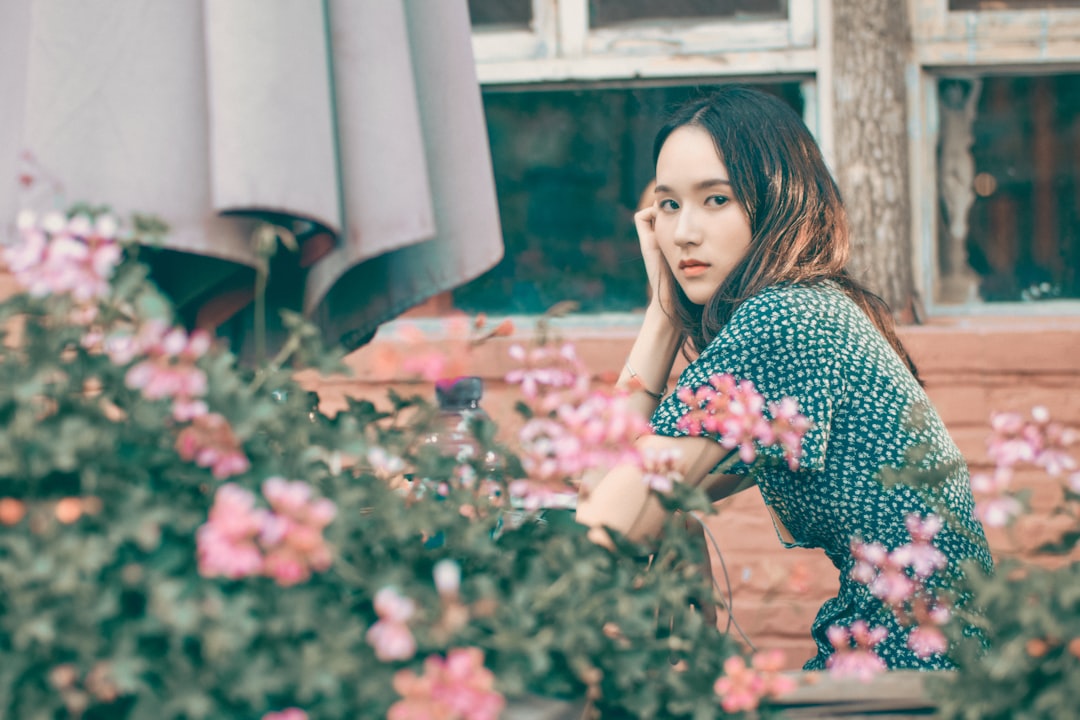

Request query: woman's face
[{"left": 653, "top": 125, "right": 753, "bottom": 306}]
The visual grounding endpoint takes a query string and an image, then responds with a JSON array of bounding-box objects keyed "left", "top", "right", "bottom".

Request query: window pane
[
  {"left": 454, "top": 82, "right": 805, "bottom": 314},
  {"left": 590, "top": 0, "right": 786, "bottom": 27},
  {"left": 949, "top": 1, "right": 1080, "bottom": 10},
  {"left": 468, "top": 0, "right": 532, "bottom": 28},
  {"left": 937, "top": 74, "right": 1080, "bottom": 303}
]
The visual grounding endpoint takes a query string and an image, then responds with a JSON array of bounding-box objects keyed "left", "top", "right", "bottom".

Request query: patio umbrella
[{"left": 0, "top": 0, "right": 503, "bottom": 354}]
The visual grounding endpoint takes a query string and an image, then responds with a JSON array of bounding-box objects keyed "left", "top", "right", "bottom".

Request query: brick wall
[{"left": 302, "top": 315, "right": 1080, "bottom": 669}]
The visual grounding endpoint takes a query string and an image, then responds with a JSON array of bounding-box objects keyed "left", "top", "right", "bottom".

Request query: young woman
[{"left": 575, "top": 86, "right": 992, "bottom": 670}]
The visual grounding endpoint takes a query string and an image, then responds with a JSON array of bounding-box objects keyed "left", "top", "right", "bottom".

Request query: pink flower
[
  {"left": 4, "top": 210, "right": 123, "bottom": 305},
  {"left": 262, "top": 709, "right": 307, "bottom": 720},
  {"left": 1068, "top": 472, "right": 1080, "bottom": 495},
  {"left": 825, "top": 622, "right": 888, "bottom": 682},
  {"left": 196, "top": 480, "right": 335, "bottom": 585},
  {"left": 869, "top": 565, "right": 916, "bottom": 605},
  {"left": 367, "top": 620, "right": 417, "bottom": 662},
  {"left": 175, "top": 413, "right": 250, "bottom": 479},
  {"left": 375, "top": 587, "right": 418, "bottom": 624},
  {"left": 389, "top": 648, "right": 505, "bottom": 720},
  {"left": 907, "top": 625, "right": 948, "bottom": 659},
  {"left": 506, "top": 343, "right": 589, "bottom": 410},
  {"left": 975, "top": 495, "right": 1023, "bottom": 528},
  {"left": 122, "top": 324, "right": 212, "bottom": 418},
  {"left": 641, "top": 447, "right": 683, "bottom": 494},
  {"left": 713, "top": 656, "right": 767, "bottom": 713},
  {"left": 675, "top": 374, "right": 808, "bottom": 470},
  {"left": 892, "top": 515, "right": 948, "bottom": 578},
  {"left": 433, "top": 560, "right": 461, "bottom": 598}
]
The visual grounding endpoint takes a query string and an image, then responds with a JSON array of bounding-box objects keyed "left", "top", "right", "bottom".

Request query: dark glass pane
[
  {"left": 468, "top": 0, "right": 532, "bottom": 28},
  {"left": 938, "top": 74, "right": 1080, "bottom": 302},
  {"left": 454, "top": 82, "right": 804, "bottom": 314},
  {"left": 590, "top": 0, "right": 785, "bottom": 27},
  {"left": 949, "top": 1, "right": 1080, "bottom": 10}
]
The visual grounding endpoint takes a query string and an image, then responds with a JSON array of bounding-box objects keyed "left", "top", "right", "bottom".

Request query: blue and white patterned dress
[{"left": 650, "top": 282, "right": 993, "bottom": 670}]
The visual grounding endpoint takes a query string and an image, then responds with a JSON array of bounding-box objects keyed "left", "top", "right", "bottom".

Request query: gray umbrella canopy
[{"left": 0, "top": 0, "right": 503, "bottom": 352}]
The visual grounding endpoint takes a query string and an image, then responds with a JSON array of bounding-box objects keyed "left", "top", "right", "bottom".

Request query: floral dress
[{"left": 650, "top": 282, "right": 993, "bottom": 670}]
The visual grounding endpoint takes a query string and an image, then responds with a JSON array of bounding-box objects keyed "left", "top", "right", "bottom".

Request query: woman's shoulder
[{"left": 727, "top": 281, "right": 853, "bottom": 335}]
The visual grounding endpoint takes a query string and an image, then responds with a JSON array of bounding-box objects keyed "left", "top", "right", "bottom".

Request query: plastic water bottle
[{"left": 421, "top": 376, "right": 501, "bottom": 491}]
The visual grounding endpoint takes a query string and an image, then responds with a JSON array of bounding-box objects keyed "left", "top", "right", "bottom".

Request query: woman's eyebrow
[{"left": 654, "top": 178, "right": 732, "bottom": 194}]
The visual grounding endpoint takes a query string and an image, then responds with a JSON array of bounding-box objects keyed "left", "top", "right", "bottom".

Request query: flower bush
[
  {"left": 927, "top": 408, "right": 1080, "bottom": 719},
  {"left": 6, "top": 205, "right": 1073, "bottom": 718},
  {"left": 0, "top": 208, "right": 809, "bottom": 719}
]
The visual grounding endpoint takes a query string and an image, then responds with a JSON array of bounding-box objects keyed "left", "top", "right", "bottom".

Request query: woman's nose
[{"left": 673, "top": 209, "right": 702, "bottom": 247}]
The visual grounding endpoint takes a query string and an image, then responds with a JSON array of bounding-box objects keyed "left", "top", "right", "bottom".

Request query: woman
[{"left": 575, "top": 86, "right": 992, "bottom": 670}]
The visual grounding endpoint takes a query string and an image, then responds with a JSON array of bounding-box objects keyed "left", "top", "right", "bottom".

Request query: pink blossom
[
  {"left": 196, "top": 480, "right": 335, "bottom": 585},
  {"left": 374, "top": 587, "right": 417, "bottom": 624},
  {"left": 850, "top": 540, "right": 888, "bottom": 585},
  {"left": 196, "top": 523, "right": 263, "bottom": 579},
  {"left": 975, "top": 495, "right": 1024, "bottom": 528},
  {"left": 123, "top": 325, "right": 211, "bottom": 419},
  {"left": 506, "top": 343, "right": 589, "bottom": 410},
  {"left": 675, "top": 374, "right": 808, "bottom": 470},
  {"left": 892, "top": 515, "right": 948, "bottom": 578},
  {"left": 506, "top": 479, "right": 576, "bottom": 512},
  {"left": 970, "top": 467, "right": 1012, "bottom": 495},
  {"left": 4, "top": 210, "right": 123, "bottom": 305},
  {"left": 713, "top": 656, "right": 767, "bottom": 713},
  {"left": 869, "top": 564, "right": 916, "bottom": 605},
  {"left": 825, "top": 622, "right": 888, "bottom": 682},
  {"left": 433, "top": 560, "right": 461, "bottom": 598},
  {"left": 175, "top": 413, "right": 250, "bottom": 479},
  {"left": 368, "top": 447, "right": 406, "bottom": 478},
  {"left": 641, "top": 447, "right": 683, "bottom": 494},
  {"left": 262, "top": 709, "right": 307, "bottom": 720},
  {"left": 907, "top": 625, "right": 948, "bottom": 659},
  {"left": 262, "top": 549, "right": 311, "bottom": 587},
  {"left": 367, "top": 620, "right": 417, "bottom": 662},
  {"left": 389, "top": 648, "right": 505, "bottom": 720},
  {"left": 1068, "top": 472, "right": 1080, "bottom": 495}
]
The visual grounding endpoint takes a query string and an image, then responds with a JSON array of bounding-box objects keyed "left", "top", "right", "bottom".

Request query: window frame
[
  {"left": 472, "top": 0, "right": 820, "bottom": 84},
  {"left": 910, "top": 0, "right": 1080, "bottom": 315}
]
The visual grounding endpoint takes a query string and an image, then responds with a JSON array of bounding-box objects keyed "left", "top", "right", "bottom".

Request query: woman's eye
[
  {"left": 658, "top": 198, "right": 679, "bottom": 211},
  {"left": 705, "top": 195, "right": 729, "bottom": 207}
]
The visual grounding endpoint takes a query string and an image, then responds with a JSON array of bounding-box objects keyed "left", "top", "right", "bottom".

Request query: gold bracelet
[{"left": 625, "top": 361, "right": 666, "bottom": 401}]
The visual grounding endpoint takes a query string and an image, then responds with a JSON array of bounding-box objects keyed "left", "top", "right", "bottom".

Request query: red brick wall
[{"left": 303, "top": 316, "right": 1080, "bottom": 669}]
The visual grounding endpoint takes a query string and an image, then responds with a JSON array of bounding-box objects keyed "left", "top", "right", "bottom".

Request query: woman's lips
[{"left": 679, "top": 261, "right": 710, "bottom": 278}]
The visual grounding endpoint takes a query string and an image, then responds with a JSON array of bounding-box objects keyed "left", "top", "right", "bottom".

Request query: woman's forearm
[{"left": 616, "top": 301, "right": 683, "bottom": 413}]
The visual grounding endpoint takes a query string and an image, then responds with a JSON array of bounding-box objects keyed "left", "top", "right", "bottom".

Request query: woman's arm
[{"left": 576, "top": 432, "right": 752, "bottom": 544}]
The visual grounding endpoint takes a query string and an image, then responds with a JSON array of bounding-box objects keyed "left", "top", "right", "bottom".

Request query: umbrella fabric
[{"left": 0, "top": 0, "right": 503, "bottom": 353}]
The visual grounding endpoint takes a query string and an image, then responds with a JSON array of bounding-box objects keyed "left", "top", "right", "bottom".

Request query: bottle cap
[{"left": 435, "top": 376, "right": 483, "bottom": 410}]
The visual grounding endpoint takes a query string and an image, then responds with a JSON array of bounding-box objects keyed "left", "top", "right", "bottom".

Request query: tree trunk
[{"left": 832, "top": 0, "right": 915, "bottom": 316}]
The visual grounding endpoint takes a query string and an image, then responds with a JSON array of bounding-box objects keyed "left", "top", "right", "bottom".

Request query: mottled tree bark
[{"left": 832, "top": 0, "right": 915, "bottom": 315}]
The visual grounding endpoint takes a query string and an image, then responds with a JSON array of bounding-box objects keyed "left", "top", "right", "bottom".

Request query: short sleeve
[{"left": 650, "top": 285, "right": 838, "bottom": 474}]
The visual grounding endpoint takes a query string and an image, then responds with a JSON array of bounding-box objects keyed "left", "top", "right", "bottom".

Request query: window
[
  {"left": 936, "top": 75, "right": 1080, "bottom": 303},
  {"left": 454, "top": 82, "right": 805, "bottom": 314},
  {"left": 589, "top": 0, "right": 786, "bottom": 27},
  {"left": 468, "top": 0, "right": 533, "bottom": 28},
  {"left": 949, "top": 1, "right": 1080, "bottom": 10},
  {"left": 912, "top": 0, "right": 1080, "bottom": 311}
]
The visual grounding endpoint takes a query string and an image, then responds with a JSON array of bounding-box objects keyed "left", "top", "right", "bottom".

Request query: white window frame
[
  {"left": 473, "top": 0, "right": 820, "bottom": 85},
  {"left": 909, "top": 0, "right": 1080, "bottom": 315}
]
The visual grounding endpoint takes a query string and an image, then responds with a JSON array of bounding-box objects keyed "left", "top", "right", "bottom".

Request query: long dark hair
[{"left": 653, "top": 86, "right": 920, "bottom": 382}]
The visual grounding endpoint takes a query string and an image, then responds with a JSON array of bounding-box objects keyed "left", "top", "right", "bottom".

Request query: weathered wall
[{"left": 303, "top": 316, "right": 1080, "bottom": 669}]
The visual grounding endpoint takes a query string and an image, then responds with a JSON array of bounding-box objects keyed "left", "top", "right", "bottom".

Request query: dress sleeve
[{"left": 649, "top": 285, "right": 838, "bottom": 474}]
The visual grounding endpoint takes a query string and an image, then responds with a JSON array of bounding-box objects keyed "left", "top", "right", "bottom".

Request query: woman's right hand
[{"left": 634, "top": 203, "right": 671, "bottom": 311}]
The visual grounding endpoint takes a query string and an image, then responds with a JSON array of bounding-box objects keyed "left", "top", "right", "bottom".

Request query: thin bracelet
[{"left": 625, "top": 361, "right": 666, "bottom": 401}]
